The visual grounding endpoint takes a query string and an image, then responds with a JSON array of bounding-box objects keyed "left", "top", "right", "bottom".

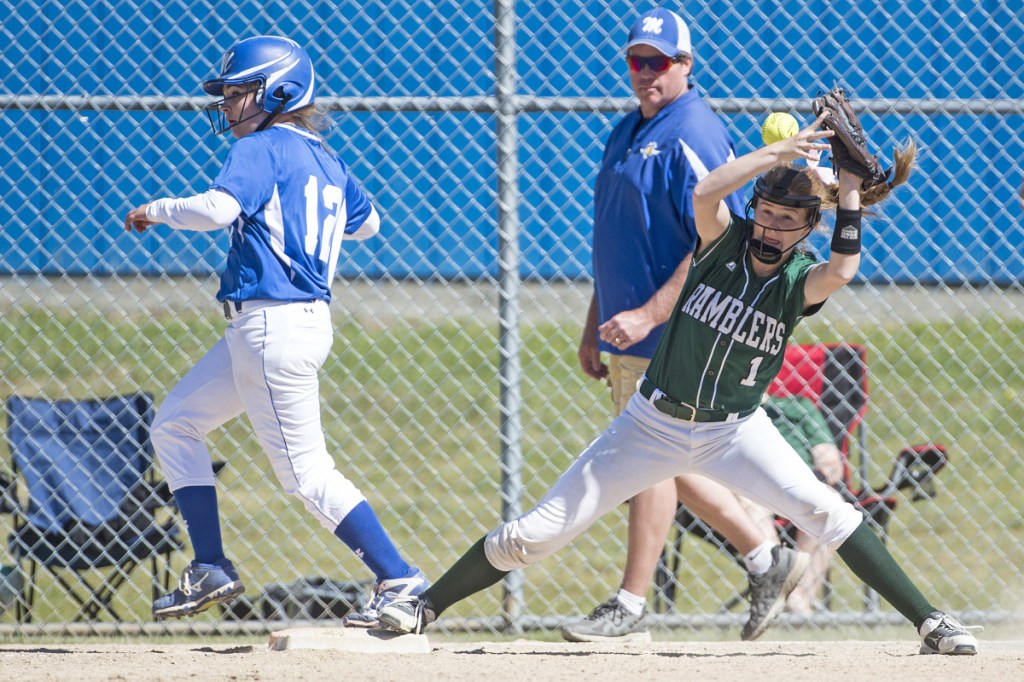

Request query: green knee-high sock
[
  {"left": 423, "top": 536, "right": 509, "bottom": 616},
  {"left": 836, "top": 520, "right": 935, "bottom": 628}
]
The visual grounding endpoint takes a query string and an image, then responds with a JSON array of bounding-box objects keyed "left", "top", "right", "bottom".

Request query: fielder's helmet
[
  {"left": 203, "top": 36, "right": 316, "bottom": 115},
  {"left": 749, "top": 167, "right": 822, "bottom": 227},
  {"left": 744, "top": 167, "right": 822, "bottom": 264}
]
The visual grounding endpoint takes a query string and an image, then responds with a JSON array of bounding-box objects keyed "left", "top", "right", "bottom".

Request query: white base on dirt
[{"left": 268, "top": 626, "right": 430, "bottom": 653}]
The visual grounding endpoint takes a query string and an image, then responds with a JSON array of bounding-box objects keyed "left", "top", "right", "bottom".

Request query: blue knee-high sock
[
  {"left": 173, "top": 485, "right": 225, "bottom": 565},
  {"left": 333, "top": 500, "right": 411, "bottom": 581}
]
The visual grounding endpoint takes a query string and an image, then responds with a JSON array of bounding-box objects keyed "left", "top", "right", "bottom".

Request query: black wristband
[{"left": 831, "top": 208, "right": 862, "bottom": 255}]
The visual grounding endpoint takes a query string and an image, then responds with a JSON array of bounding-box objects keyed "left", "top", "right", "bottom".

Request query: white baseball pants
[
  {"left": 484, "top": 390, "right": 864, "bottom": 571},
  {"left": 151, "top": 299, "right": 365, "bottom": 531}
]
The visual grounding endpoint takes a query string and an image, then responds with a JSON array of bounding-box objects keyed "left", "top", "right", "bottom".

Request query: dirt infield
[{"left": 2, "top": 638, "right": 1021, "bottom": 681}]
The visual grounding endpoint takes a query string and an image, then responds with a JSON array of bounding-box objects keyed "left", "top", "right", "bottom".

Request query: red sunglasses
[{"left": 626, "top": 54, "right": 686, "bottom": 73}]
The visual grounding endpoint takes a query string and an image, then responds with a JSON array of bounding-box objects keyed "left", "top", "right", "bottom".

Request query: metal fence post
[{"left": 493, "top": 0, "right": 525, "bottom": 633}]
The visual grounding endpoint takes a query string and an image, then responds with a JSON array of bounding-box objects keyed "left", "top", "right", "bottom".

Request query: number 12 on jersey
[{"left": 303, "top": 175, "right": 347, "bottom": 277}]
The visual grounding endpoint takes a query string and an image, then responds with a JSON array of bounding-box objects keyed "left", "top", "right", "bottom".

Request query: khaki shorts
[{"left": 608, "top": 354, "right": 651, "bottom": 416}]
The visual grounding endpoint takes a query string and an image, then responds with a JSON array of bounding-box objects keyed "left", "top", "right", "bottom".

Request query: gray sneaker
[
  {"left": 343, "top": 569, "right": 429, "bottom": 629},
  {"left": 918, "top": 611, "right": 979, "bottom": 655},
  {"left": 741, "top": 546, "right": 809, "bottom": 641},
  {"left": 561, "top": 597, "right": 651, "bottom": 643},
  {"left": 379, "top": 595, "right": 436, "bottom": 634}
]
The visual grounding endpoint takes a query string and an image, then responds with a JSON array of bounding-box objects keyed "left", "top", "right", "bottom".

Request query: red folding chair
[
  {"left": 653, "top": 342, "right": 949, "bottom": 614},
  {"left": 767, "top": 342, "right": 948, "bottom": 532}
]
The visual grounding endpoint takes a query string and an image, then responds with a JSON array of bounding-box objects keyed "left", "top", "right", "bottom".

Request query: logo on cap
[{"left": 642, "top": 17, "right": 664, "bottom": 34}]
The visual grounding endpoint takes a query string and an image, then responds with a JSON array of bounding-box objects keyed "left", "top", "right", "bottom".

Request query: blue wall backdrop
[{"left": 1, "top": 0, "right": 1021, "bottom": 284}]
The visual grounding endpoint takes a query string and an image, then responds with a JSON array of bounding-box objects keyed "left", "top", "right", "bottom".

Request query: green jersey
[{"left": 646, "top": 213, "right": 820, "bottom": 414}]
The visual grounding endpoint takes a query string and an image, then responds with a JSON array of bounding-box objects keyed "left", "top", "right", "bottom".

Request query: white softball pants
[
  {"left": 151, "top": 299, "right": 365, "bottom": 531},
  {"left": 484, "top": 390, "right": 864, "bottom": 571}
]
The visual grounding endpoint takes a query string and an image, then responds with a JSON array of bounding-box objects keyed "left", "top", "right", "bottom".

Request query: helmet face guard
[
  {"left": 204, "top": 85, "right": 267, "bottom": 136},
  {"left": 202, "top": 36, "right": 316, "bottom": 135},
  {"left": 744, "top": 168, "right": 821, "bottom": 264}
]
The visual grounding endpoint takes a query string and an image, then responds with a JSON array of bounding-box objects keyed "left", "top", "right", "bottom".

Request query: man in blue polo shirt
[{"left": 565, "top": 7, "right": 808, "bottom": 642}]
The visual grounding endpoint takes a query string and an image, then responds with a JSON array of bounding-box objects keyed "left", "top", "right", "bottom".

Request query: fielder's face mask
[{"left": 744, "top": 168, "right": 822, "bottom": 264}]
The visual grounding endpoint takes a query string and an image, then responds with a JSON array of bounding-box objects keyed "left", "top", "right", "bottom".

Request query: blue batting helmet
[{"left": 203, "top": 36, "right": 316, "bottom": 115}]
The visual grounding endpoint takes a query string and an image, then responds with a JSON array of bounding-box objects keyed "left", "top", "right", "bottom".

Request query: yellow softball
[{"left": 761, "top": 112, "right": 800, "bottom": 145}]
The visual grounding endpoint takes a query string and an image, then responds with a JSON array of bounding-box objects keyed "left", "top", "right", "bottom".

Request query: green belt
[{"left": 639, "top": 378, "right": 757, "bottom": 423}]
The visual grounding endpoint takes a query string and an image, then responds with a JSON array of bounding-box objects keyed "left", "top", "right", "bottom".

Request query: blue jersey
[
  {"left": 211, "top": 124, "right": 373, "bottom": 303},
  {"left": 592, "top": 87, "right": 745, "bottom": 359}
]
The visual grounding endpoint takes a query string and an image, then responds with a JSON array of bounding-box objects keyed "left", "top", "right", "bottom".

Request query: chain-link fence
[{"left": 1, "top": 0, "right": 1022, "bottom": 636}]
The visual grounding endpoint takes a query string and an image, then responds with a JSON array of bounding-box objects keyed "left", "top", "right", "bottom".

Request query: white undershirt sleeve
[
  {"left": 145, "top": 189, "right": 243, "bottom": 232},
  {"left": 348, "top": 205, "right": 381, "bottom": 241}
]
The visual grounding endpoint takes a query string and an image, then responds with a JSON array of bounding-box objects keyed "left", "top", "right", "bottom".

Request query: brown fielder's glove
[{"left": 811, "top": 87, "right": 892, "bottom": 189}]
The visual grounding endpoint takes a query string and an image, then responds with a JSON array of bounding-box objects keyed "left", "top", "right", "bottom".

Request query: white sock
[
  {"left": 744, "top": 541, "right": 777, "bottom": 576},
  {"left": 615, "top": 588, "right": 646, "bottom": 616}
]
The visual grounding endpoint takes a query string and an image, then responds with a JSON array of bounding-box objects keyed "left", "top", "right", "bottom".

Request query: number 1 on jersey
[{"left": 740, "top": 356, "right": 763, "bottom": 387}]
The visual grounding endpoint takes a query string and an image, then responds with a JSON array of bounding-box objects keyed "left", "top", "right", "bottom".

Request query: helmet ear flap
[{"left": 270, "top": 82, "right": 302, "bottom": 110}]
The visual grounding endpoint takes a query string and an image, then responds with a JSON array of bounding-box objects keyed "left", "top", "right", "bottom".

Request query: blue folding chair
[{"left": 3, "top": 393, "right": 184, "bottom": 622}]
